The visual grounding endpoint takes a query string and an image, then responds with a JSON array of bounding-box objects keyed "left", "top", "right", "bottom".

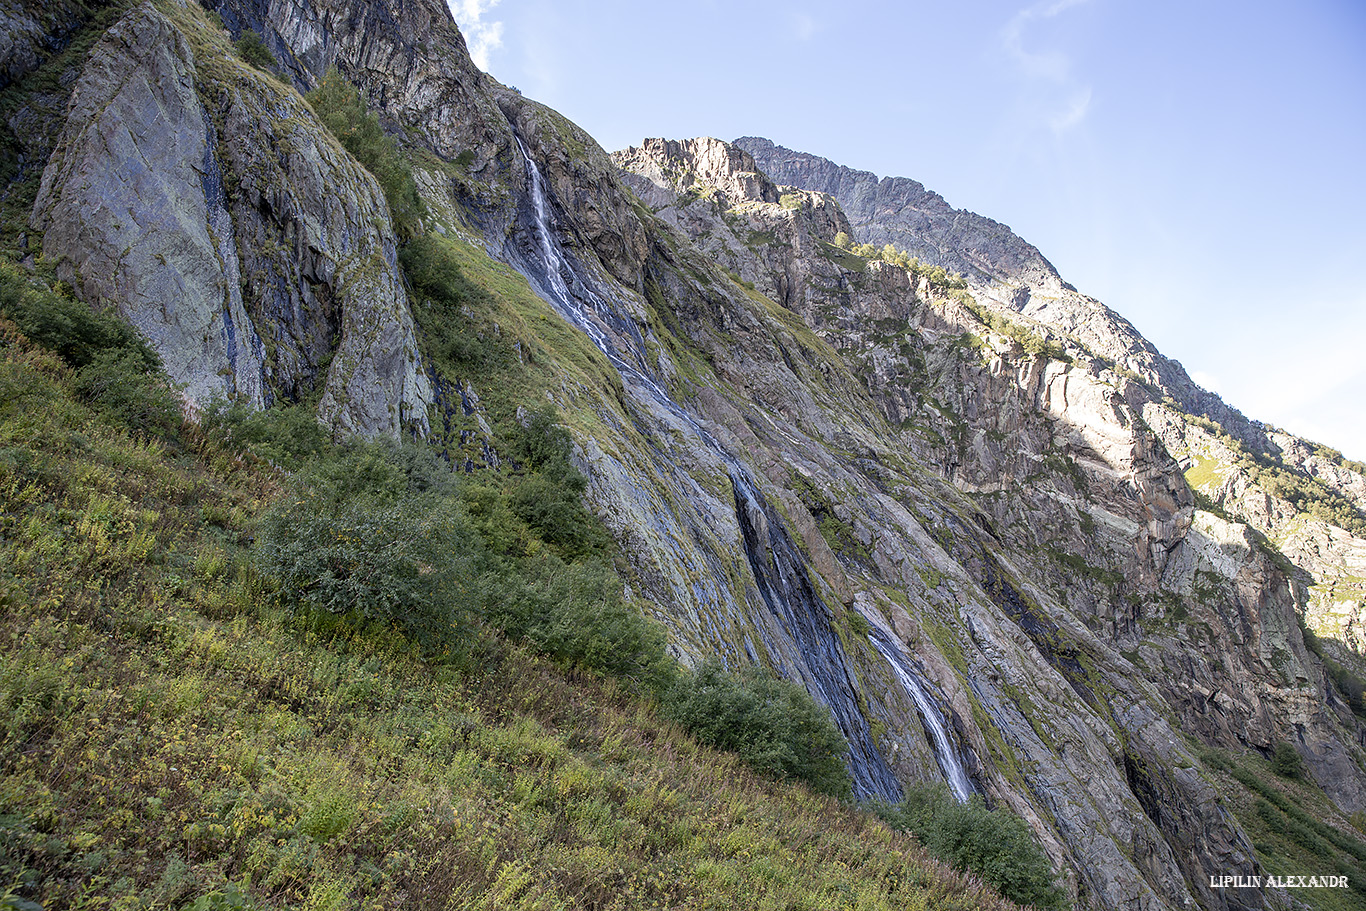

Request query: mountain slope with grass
[
  {"left": 4, "top": 0, "right": 1366, "bottom": 909},
  {"left": 0, "top": 294, "right": 1029, "bottom": 910}
]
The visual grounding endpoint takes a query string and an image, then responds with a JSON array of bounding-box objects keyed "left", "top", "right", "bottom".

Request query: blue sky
[{"left": 450, "top": 0, "right": 1366, "bottom": 461}]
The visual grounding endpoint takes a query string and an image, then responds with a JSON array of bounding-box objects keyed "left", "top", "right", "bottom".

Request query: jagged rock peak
[
  {"left": 734, "top": 135, "right": 1065, "bottom": 293},
  {"left": 613, "top": 137, "right": 780, "bottom": 209},
  {"left": 733, "top": 136, "right": 1281, "bottom": 455}
]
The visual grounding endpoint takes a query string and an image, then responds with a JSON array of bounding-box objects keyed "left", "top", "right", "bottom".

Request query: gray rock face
[
  {"left": 203, "top": 0, "right": 507, "bottom": 175},
  {"left": 735, "top": 136, "right": 1275, "bottom": 456},
  {"left": 32, "top": 2, "right": 265, "bottom": 409},
  {"left": 735, "top": 135, "right": 1065, "bottom": 293},
  {"left": 32, "top": 0, "right": 430, "bottom": 435},
  {"left": 610, "top": 135, "right": 1366, "bottom": 908},
  {"left": 206, "top": 0, "right": 650, "bottom": 290}
]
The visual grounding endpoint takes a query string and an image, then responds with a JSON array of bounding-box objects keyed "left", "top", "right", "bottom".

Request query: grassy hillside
[{"left": 0, "top": 267, "right": 1027, "bottom": 910}]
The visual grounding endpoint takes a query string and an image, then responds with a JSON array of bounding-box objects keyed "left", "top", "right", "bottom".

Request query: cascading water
[
  {"left": 507, "top": 136, "right": 970, "bottom": 802},
  {"left": 730, "top": 477, "right": 903, "bottom": 800},
  {"left": 868, "top": 626, "right": 974, "bottom": 802}
]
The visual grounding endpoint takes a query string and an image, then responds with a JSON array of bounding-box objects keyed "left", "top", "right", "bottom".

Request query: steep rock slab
[
  {"left": 31, "top": 1, "right": 266, "bottom": 409},
  {"left": 32, "top": 1, "right": 430, "bottom": 435},
  {"left": 613, "top": 136, "right": 1295, "bottom": 908}
]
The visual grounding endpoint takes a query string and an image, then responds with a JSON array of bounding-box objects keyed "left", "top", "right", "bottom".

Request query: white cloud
[
  {"left": 1049, "top": 87, "right": 1091, "bottom": 132},
  {"left": 1001, "top": 0, "right": 1093, "bottom": 131},
  {"left": 449, "top": 0, "right": 504, "bottom": 71},
  {"left": 791, "top": 13, "right": 817, "bottom": 42}
]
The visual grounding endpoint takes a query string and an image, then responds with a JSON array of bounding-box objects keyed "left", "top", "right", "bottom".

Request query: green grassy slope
[{"left": 0, "top": 281, "right": 1024, "bottom": 910}]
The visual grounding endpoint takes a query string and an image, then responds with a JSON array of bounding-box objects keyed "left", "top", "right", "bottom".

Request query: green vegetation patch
[
  {"left": 789, "top": 470, "right": 872, "bottom": 568},
  {"left": 661, "top": 659, "right": 852, "bottom": 800},
  {"left": 232, "top": 29, "right": 275, "bottom": 70},
  {"left": 830, "top": 233, "right": 969, "bottom": 290},
  {"left": 1184, "top": 454, "right": 1228, "bottom": 492},
  {"left": 957, "top": 297, "right": 1071, "bottom": 363},
  {"left": 1186, "top": 415, "right": 1366, "bottom": 536},
  {"left": 875, "top": 783, "right": 1067, "bottom": 910},
  {"left": 306, "top": 68, "right": 424, "bottom": 240},
  {"left": 1200, "top": 747, "right": 1366, "bottom": 909}
]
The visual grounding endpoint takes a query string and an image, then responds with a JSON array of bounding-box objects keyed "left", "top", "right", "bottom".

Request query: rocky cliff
[
  {"left": 734, "top": 136, "right": 1278, "bottom": 456},
  {"left": 734, "top": 134, "right": 1366, "bottom": 731},
  {"left": 5, "top": 2, "right": 1366, "bottom": 909}
]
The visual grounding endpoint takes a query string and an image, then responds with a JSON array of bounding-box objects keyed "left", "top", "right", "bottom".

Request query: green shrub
[
  {"left": 306, "top": 68, "right": 423, "bottom": 239},
  {"left": 254, "top": 441, "right": 473, "bottom": 650},
  {"left": 662, "top": 659, "right": 851, "bottom": 799},
  {"left": 477, "top": 554, "right": 672, "bottom": 692},
  {"left": 201, "top": 400, "right": 331, "bottom": 470},
  {"left": 0, "top": 259, "right": 158, "bottom": 371},
  {"left": 504, "top": 407, "right": 609, "bottom": 559},
  {"left": 187, "top": 884, "right": 256, "bottom": 911},
  {"left": 875, "top": 783, "right": 1066, "bottom": 910},
  {"left": 1271, "top": 742, "right": 1304, "bottom": 779},
  {"left": 73, "top": 349, "right": 182, "bottom": 438},
  {"left": 400, "top": 234, "right": 503, "bottom": 369},
  {"left": 0, "top": 259, "right": 179, "bottom": 438},
  {"left": 233, "top": 30, "right": 275, "bottom": 70}
]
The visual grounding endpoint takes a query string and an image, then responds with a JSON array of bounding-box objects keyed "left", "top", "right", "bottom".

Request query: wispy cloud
[
  {"left": 449, "top": 0, "right": 504, "bottom": 71},
  {"left": 790, "top": 12, "right": 818, "bottom": 42},
  {"left": 1049, "top": 87, "right": 1092, "bottom": 131},
  {"left": 1001, "top": 0, "right": 1092, "bottom": 133}
]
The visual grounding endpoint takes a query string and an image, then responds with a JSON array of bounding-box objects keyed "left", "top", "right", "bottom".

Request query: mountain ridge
[{"left": 732, "top": 135, "right": 1278, "bottom": 459}]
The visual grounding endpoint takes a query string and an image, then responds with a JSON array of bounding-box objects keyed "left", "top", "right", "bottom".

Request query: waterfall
[
  {"left": 868, "top": 626, "right": 974, "bottom": 802},
  {"left": 731, "top": 476, "right": 903, "bottom": 800},
  {"left": 510, "top": 137, "right": 910, "bottom": 800}
]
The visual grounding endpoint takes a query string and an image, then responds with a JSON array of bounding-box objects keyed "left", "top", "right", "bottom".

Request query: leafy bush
[
  {"left": 477, "top": 554, "right": 672, "bottom": 691},
  {"left": 0, "top": 260, "right": 180, "bottom": 438},
  {"left": 73, "top": 349, "right": 182, "bottom": 439},
  {"left": 255, "top": 440, "right": 474, "bottom": 650},
  {"left": 201, "top": 400, "right": 331, "bottom": 470},
  {"left": 233, "top": 30, "right": 275, "bottom": 70},
  {"left": 504, "top": 407, "right": 609, "bottom": 560},
  {"left": 662, "top": 659, "right": 851, "bottom": 799},
  {"left": 829, "top": 233, "right": 968, "bottom": 288},
  {"left": 305, "top": 68, "right": 423, "bottom": 239},
  {"left": 400, "top": 234, "right": 506, "bottom": 369},
  {"left": 0, "top": 259, "right": 158, "bottom": 371},
  {"left": 875, "top": 783, "right": 1067, "bottom": 910},
  {"left": 1271, "top": 742, "right": 1304, "bottom": 779}
]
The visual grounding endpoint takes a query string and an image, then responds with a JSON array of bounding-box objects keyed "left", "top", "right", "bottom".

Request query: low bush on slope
[{"left": 875, "top": 785, "right": 1067, "bottom": 911}]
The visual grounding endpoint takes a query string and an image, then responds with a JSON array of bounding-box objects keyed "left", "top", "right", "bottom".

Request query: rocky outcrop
[
  {"left": 735, "top": 136, "right": 1276, "bottom": 456},
  {"left": 735, "top": 134, "right": 1065, "bottom": 293},
  {"left": 31, "top": 2, "right": 265, "bottom": 408},
  {"left": 32, "top": 0, "right": 430, "bottom": 434}
]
